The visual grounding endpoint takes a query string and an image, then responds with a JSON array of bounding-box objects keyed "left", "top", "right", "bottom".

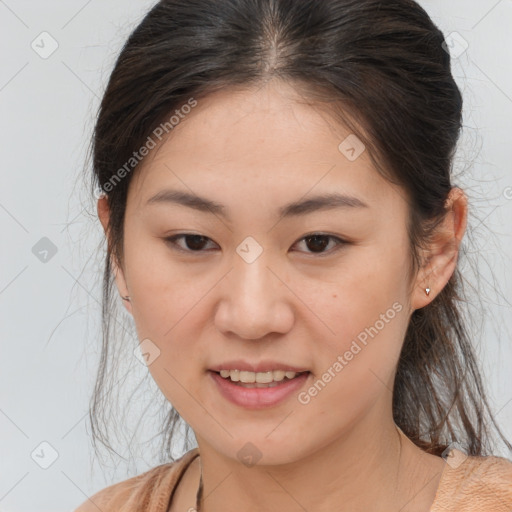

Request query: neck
[{"left": 193, "top": 415, "right": 445, "bottom": 512}]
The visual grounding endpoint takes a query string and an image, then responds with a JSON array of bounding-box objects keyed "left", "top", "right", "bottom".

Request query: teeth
[{"left": 218, "top": 369, "right": 302, "bottom": 383}]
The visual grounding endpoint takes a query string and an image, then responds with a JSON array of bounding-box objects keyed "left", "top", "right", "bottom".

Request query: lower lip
[{"left": 209, "top": 370, "right": 310, "bottom": 409}]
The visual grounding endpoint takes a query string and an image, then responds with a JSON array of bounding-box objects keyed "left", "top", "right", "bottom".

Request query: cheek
[
  {"left": 307, "top": 244, "right": 411, "bottom": 385},
  {"left": 316, "top": 251, "right": 407, "bottom": 327},
  {"left": 296, "top": 275, "right": 408, "bottom": 435},
  {"left": 122, "top": 241, "right": 210, "bottom": 413},
  {"left": 123, "top": 233, "right": 204, "bottom": 336}
]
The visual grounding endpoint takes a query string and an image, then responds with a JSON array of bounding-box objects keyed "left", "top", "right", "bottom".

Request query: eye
[
  {"left": 164, "top": 232, "right": 348, "bottom": 255},
  {"left": 164, "top": 234, "right": 218, "bottom": 253},
  {"left": 292, "top": 233, "right": 347, "bottom": 255}
]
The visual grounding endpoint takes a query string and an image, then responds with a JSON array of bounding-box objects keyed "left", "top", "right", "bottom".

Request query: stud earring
[{"left": 425, "top": 287, "right": 431, "bottom": 296}]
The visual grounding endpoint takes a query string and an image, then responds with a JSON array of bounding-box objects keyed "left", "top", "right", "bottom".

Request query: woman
[{"left": 77, "top": 0, "right": 512, "bottom": 510}]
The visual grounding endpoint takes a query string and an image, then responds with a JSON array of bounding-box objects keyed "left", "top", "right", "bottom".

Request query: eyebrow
[{"left": 145, "top": 189, "right": 369, "bottom": 219}]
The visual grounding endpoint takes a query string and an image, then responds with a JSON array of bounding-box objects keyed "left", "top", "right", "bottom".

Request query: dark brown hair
[{"left": 87, "top": 0, "right": 511, "bottom": 465}]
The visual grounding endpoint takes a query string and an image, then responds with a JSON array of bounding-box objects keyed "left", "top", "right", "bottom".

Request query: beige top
[{"left": 75, "top": 447, "right": 512, "bottom": 512}]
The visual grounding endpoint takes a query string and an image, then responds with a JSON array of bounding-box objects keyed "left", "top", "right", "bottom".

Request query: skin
[{"left": 98, "top": 79, "right": 468, "bottom": 512}]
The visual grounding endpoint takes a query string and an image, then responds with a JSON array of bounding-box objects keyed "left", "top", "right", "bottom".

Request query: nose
[{"left": 214, "top": 249, "right": 294, "bottom": 340}]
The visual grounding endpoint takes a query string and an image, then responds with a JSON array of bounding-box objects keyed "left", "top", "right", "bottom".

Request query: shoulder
[
  {"left": 431, "top": 449, "right": 512, "bottom": 511},
  {"left": 74, "top": 448, "right": 200, "bottom": 512}
]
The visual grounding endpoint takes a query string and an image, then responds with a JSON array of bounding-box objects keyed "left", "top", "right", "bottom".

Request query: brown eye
[
  {"left": 304, "top": 235, "right": 330, "bottom": 252},
  {"left": 164, "top": 232, "right": 347, "bottom": 256},
  {"left": 164, "top": 234, "right": 216, "bottom": 252},
  {"left": 293, "top": 234, "right": 347, "bottom": 255}
]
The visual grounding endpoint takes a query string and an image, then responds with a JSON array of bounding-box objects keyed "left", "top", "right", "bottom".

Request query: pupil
[
  {"left": 306, "top": 235, "right": 328, "bottom": 252},
  {"left": 186, "top": 235, "right": 207, "bottom": 250}
]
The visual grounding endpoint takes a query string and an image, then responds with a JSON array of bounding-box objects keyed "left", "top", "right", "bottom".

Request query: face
[{"left": 100, "top": 80, "right": 425, "bottom": 465}]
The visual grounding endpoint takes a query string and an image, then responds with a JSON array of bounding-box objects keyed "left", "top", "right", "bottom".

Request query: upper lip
[{"left": 209, "top": 360, "right": 309, "bottom": 373}]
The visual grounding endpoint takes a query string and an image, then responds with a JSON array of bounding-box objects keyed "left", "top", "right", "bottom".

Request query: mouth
[
  {"left": 208, "top": 369, "right": 312, "bottom": 409},
  {"left": 212, "top": 369, "right": 310, "bottom": 388}
]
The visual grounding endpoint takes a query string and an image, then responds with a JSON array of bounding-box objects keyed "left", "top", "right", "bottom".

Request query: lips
[
  {"left": 209, "top": 359, "right": 309, "bottom": 374},
  {"left": 209, "top": 369, "right": 311, "bottom": 409}
]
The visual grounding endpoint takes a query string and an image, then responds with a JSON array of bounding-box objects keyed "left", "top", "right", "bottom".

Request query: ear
[
  {"left": 411, "top": 187, "right": 468, "bottom": 310},
  {"left": 97, "top": 196, "right": 132, "bottom": 315}
]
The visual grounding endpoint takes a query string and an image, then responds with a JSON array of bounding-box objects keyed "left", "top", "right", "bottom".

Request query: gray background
[{"left": 1, "top": 1, "right": 511, "bottom": 510}]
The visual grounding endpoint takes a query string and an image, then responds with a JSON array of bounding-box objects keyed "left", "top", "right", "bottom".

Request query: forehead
[{"left": 127, "top": 81, "right": 405, "bottom": 215}]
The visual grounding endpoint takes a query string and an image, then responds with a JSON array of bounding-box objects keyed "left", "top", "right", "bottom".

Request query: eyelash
[{"left": 163, "top": 233, "right": 348, "bottom": 256}]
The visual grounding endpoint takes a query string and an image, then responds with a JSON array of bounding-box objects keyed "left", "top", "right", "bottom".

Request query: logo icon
[
  {"left": 236, "top": 442, "right": 263, "bottom": 467},
  {"left": 32, "top": 237, "right": 58, "bottom": 263},
  {"left": 31, "top": 32, "right": 59, "bottom": 59},
  {"left": 31, "top": 441, "right": 59, "bottom": 469},
  {"left": 442, "top": 32, "right": 469, "bottom": 59},
  {"left": 236, "top": 236, "right": 263, "bottom": 264},
  {"left": 441, "top": 441, "right": 468, "bottom": 469},
  {"left": 134, "top": 338, "right": 161, "bottom": 366},
  {"left": 338, "top": 134, "right": 366, "bottom": 161}
]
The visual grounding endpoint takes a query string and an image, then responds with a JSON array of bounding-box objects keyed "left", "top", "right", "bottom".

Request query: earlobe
[
  {"left": 97, "top": 196, "right": 110, "bottom": 233},
  {"left": 97, "top": 196, "right": 133, "bottom": 315},
  {"left": 411, "top": 187, "right": 468, "bottom": 310},
  {"left": 411, "top": 260, "right": 436, "bottom": 311},
  {"left": 110, "top": 253, "right": 133, "bottom": 315}
]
